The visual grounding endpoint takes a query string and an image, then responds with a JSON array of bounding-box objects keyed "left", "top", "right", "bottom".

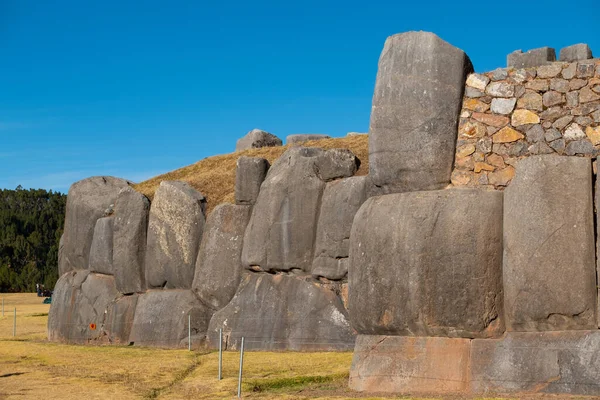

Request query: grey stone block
[
  {"left": 88, "top": 217, "right": 114, "bottom": 275},
  {"left": 113, "top": 187, "right": 150, "bottom": 294},
  {"left": 105, "top": 294, "right": 138, "bottom": 344},
  {"left": 129, "top": 290, "right": 212, "bottom": 347},
  {"left": 559, "top": 43, "right": 593, "bottom": 62},
  {"left": 314, "top": 148, "right": 359, "bottom": 182},
  {"left": 207, "top": 274, "right": 355, "bottom": 351},
  {"left": 349, "top": 188, "right": 504, "bottom": 338},
  {"left": 235, "top": 129, "right": 282, "bottom": 151},
  {"left": 312, "top": 176, "right": 368, "bottom": 280},
  {"left": 504, "top": 155, "right": 596, "bottom": 331},
  {"left": 286, "top": 134, "right": 331, "bottom": 145},
  {"left": 471, "top": 331, "right": 600, "bottom": 396},
  {"left": 192, "top": 203, "right": 251, "bottom": 310},
  {"left": 369, "top": 31, "right": 473, "bottom": 193},
  {"left": 235, "top": 156, "right": 270, "bottom": 205},
  {"left": 507, "top": 47, "right": 556, "bottom": 68},
  {"left": 59, "top": 176, "right": 131, "bottom": 276},
  {"left": 145, "top": 181, "right": 206, "bottom": 289},
  {"left": 241, "top": 147, "right": 326, "bottom": 273}
]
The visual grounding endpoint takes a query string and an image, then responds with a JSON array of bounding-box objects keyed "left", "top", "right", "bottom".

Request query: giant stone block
[
  {"left": 113, "top": 187, "right": 150, "bottom": 294},
  {"left": 471, "top": 331, "right": 600, "bottom": 396},
  {"left": 507, "top": 47, "right": 556, "bottom": 68},
  {"left": 207, "top": 274, "right": 355, "bottom": 351},
  {"left": 312, "top": 176, "right": 368, "bottom": 280},
  {"left": 88, "top": 217, "right": 114, "bottom": 275},
  {"left": 235, "top": 156, "right": 270, "bottom": 205},
  {"left": 236, "top": 129, "right": 282, "bottom": 151},
  {"left": 129, "top": 290, "right": 212, "bottom": 347},
  {"left": 349, "top": 188, "right": 504, "bottom": 338},
  {"left": 192, "top": 203, "right": 251, "bottom": 310},
  {"left": 59, "top": 176, "right": 131, "bottom": 276},
  {"left": 369, "top": 31, "right": 473, "bottom": 192},
  {"left": 104, "top": 294, "right": 138, "bottom": 344},
  {"left": 504, "top": 155, "right": 596, "bottom": 331},
  {"left": 349, "top": 335, "right": 471, "bottom": 394},
  {"left": 145, "top": 181, "right": 206, "bottom": 289}
]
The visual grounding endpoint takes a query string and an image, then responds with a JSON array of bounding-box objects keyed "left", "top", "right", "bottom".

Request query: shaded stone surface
[
  {"left": 507, "top": 47, "right": 556, "bottom": 68},
  {"left": 129, "top": 290, "right": 211, "bottom": 347},
  {"left": 192, "top": 203, "right": 251, "bottom": 310},
  {"left": 113, "top": 187, "right": 150, "bottom": 294},
  {"left": 349, "top": 335, "right": 471, "bottom": 394},
  {"left": 207, "top": 274, "right": 355, "bottom": 351},
  {"left": 349, "top": 188, "right": 504, "bottom": 338},
  {"left": 59, "top": 176, "right": 131, "bottom": 276},
  {"left": 48, "top": 270, "right": 119, "bottom": 344},
  {"left": 286, "top": 134, "right": 331, "bottom": 145},
  {"left": 559, "top": 44, "right": 593, "bottom": 62},
  {"left": 504, "top": 155, "right": 596, "bottom": 331},
  {"left": 235, "top": 156, "right": 270, "bottom": 205},
  {"left": 314, "top": 149, "right": 359, "bottom": 182},
  {"left": 312, "top": 177, "right": 368, "bottom": 280},
  {"left": 241, "top": 147, "right": 326, "bottom": 273},
  {"left": 235, "top": 129, "right": 282, "bottom": 151},
  {"left": 145, "top": 181, "right": 206, "bottom": 289},
  {"left": 369, "top": 31, "right": 473, "bottom": 192},
  {"left": 104, "top": 294, "right": 138, "bottom": 344},
  {"left": 88, "top": 217, "right": 114, "bottom": 275},
  {"left": 471, "top": 331, "right": 600, "bottom": 396}
]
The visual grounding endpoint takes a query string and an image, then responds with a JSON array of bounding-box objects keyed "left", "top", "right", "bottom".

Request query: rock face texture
[
  {"left": 235, "top": 129, "right": 282, "bottom": 151},
  {"left": 507, "top": 47, "right": 556, "bottom": 68},
  {"left": 59, "top": 176, "right": 131, "bottom": 275},
  {"left": 104, "top": 294, "right": 138, "bottom": 344},
  {"left": 145, "top": 181, "right": 206, "bottom": 289},
  {"left": 235, "top": 156, "right": 270, "bottom": 205},
  {"left": 312, "top": 176, "right": 368, "bottom": 280},
  {"left": 192, "top": 203, "right": 251, "bottom": 310},
  {"left": 207, "top": 274, "right": 355, "bottom": 351},
  {"left": 88, "top": 217, "right": 114, "bottom": 275},
  {"left": 369, "top": 31, "right": 473, "bottom": 193},
  {"left": 349, "top": 188, "right": 504, "bottom": 338},
  {"left": 559, "top": 44, "right": 592, "bottom": 62},
  {"left": 504, "top": 155, "right": 596, "bottom": 331},
  {"left": 471, "top": 331, "right": 600, "bottom": 396},
  {"left": 129, "top": 290, "right": 211, "bottom": 347},
  {"left": 286, "top": 134, "right": 331, "bottom": 145},
  {"left": 453, "top": 57, "right": 600, "bottom": 188},
  {"left": 241, "top": 147, "right": 357, "bottom": 273},
  {"left": 349, "top": 335, "right": 471, "bottom": 393},
  {"left": 113, "top": 187, "right": 150, "bottom": 294},
  {"left": 48, "top": 270, "right": 119, "bottom": 343}
]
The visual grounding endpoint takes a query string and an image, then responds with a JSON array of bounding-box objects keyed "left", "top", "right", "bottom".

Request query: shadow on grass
[{"left": 245, "top": 372, "right": 348, "bottom": 393}]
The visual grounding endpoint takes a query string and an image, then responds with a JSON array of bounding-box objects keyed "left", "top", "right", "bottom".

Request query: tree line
[{"left": 0, "top": 186, "right": 66, "bottom": 292}]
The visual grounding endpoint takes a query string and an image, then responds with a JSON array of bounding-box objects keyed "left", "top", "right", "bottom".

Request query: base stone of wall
[
  {"left": 471, "top": 331, "right": 600, "bottom": 396},
  {"left": 349, "top": 332, "right": 600, "bottom": 396},
  {"left": 349, "top": 335, "right": 471, "bottom": 394}
]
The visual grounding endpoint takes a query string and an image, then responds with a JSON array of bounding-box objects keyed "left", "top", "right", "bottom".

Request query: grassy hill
[{"left": 135, "top": 135, "right": 368, "bottom": 213}]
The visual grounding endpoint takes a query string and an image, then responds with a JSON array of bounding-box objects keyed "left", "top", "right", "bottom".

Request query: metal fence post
[
  {"left": 218, "top": 328, "right": 223, "bottom": 380},
  {"left": 13, "top": 308, "right": 16, "bottom": 337},
  {"left": 237, "top": 337, "right": 245, "bottom": 398},
  {"left": 188, "top": 314, "right": 191, "bottom": 351}
]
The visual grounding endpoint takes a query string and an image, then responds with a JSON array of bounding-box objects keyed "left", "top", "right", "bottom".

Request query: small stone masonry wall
[{"left": 451, "top": 58, "right": 600, "bottom": 188}]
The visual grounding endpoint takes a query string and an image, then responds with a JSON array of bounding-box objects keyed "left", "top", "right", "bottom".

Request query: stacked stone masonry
[{"left": 452, "top": 58, "right": 600, "bottom": 188}]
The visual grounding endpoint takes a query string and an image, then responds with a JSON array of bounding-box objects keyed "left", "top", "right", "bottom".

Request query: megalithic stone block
[
  {"left": 192, "top": 203, "right": 251, "bottom": 310},
  {"left": 559, "top": 43, "right": 593, "bottom": 62},
  {"left": 349, "top": 188, "right": 504, "bottom": 338},
  {"left": 59, "top": 176, "right": 132, "bottom": 276},
  {"left": 235, "top": 156, "right": 270, "bottom": 205},
  {"left": 507, "top": 47, "right": 556, "bottom": 68},
  {"left": 145, "top": 181, "right": 206, "bottom": 289},
  {"left": 88, "top": 217, "right": 114, "bottom": 275},
  {"left": 113, "top": 187, "right": 150, "bottom": 294},
  {"left": 368, "top": 31, "right": 473, "bottom": 193},
  {"left": 504, "top": 155, "right": 596, "bottom": 331}
]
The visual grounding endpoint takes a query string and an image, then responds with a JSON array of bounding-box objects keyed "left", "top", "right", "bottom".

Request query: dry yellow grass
[
  {"left": 134, "top": 135, "right": 369, "bottom": 213},
  {"left": 0, "top": 292, "right": 50, "bottom": 340}
]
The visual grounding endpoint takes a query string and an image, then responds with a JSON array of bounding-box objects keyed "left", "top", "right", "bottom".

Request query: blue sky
[{"left": 1, "top": 1, "right": 599, "bottom": 193}]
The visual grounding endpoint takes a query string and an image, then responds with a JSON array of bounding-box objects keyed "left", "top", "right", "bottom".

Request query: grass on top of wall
[{"left": 134, "top": 135, "right": 369, "bottom": 214}]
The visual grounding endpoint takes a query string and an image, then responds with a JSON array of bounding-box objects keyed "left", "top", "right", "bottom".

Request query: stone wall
[{"left": 452, "top": 58, "right": 600, "bottom": 188}]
